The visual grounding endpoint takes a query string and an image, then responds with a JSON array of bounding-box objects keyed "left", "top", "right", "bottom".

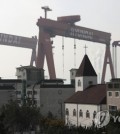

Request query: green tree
[{"left": 0, "top": 100, "right": 41, "bottom": 134}]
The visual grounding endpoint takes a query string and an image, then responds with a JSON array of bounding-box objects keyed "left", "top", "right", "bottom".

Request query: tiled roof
[
  {"left": 76, "top": 55, "right": 97, "bottom": 77},
  {"left": 64, "top": 84, "right": 106, "bottom": 105}
]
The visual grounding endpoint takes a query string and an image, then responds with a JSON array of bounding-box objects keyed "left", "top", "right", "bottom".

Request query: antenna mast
[{"left": 41, "top": 6, "right": 52, "bottom": 19}]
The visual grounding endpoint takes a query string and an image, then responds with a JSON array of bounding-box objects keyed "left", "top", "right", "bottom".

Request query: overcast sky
[{"left": 0, "top": 0, "right": 120, "bottom": 83}]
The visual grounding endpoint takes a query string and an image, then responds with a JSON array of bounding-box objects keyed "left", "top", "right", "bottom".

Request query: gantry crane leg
[
  {"left": 36, "top": 30, "right": 56, "bottom": 79},
  {"left": 43, "top": 33, "right": 56, "bottom": 79},
  {"left": 36, "top": 30, "right": 46, "bottom": 69},
  {"left": 101, "top": 45, "right": 115, "bottom": 83},
  {"left": 30, "top": 48, "right": 36, "bottom": 66}
]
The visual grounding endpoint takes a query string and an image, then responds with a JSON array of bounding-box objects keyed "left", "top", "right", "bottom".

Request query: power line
[
  {"left": 62, "top": 37, "right": 64, "bottom": 79},
  {"left": 74, "top": 39, "right": 76, "bottom": 68}
]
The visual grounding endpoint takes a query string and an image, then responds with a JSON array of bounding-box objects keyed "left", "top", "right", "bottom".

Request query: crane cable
[
  {"left": 115, "top": 46, "right": 117, "bottom": 78},
  {"left": 112, "top": 45, "right": 115, "bottom": 76},
  {"left": 74, "top": 39, "right": 76, "bottom": 68},
  {"left": 62, "top": 37, "right": 64, "bottom": 78}
]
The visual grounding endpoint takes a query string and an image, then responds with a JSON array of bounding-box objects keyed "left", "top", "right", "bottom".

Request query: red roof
[
  {"left": 76, "top": 55, "right": 97, "bottom": 77},
  {"left": 64, "top": 84, "right": 106, "bottom": 105}
]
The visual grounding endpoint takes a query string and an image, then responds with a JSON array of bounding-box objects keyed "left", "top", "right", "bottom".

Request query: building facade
[
  {"left": 15, "top": 79, "right": 75, "bottom": 118},
  {"left": 16, "top": 66, "right": 44, "bottom": 84},
  {"left": 0, "top": 79, "right": 22, "bottom": 107},
  {"left": 107, "top": 78, "right": 120, "bottom": 112}
]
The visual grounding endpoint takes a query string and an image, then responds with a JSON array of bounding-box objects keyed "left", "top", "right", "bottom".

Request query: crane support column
[
  {"left": 36, "top": 28, "right": 56, "bottom": 79},
  {"left": 101, "top": 45, "right": 115, "bottom": 83},
  {"left": 44, "top": 33, "right": 56, "bottom": 79},
  {"left": 36, "top": 29, "right": 46, "bottom": 69},
  {"left": 30, "top": 48, "right": 36, "bottom": 66}
]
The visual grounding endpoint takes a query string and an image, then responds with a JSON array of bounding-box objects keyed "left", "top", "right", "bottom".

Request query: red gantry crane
[{"left": 36, "top": 15, "right": 115, "bottom": 83}]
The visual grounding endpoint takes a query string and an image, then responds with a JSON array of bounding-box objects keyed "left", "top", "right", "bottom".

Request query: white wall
[
  {"left": 75, "top": 77, "right": 83, "bottom": 92},
  {"left": 16, "top": 68, "right": 27, "bottom": 80},
  {"left": 75, "top": 76, "right": 97, "bottom": 92},
  {"left": 65, "top": 103, "right": 105, "bottom": 127},
  {"left": 83, "top": 76, "right": 97, "bottom": 89},
  {"left": 70, "top": 69, "right": 77, "bottom": 80}
]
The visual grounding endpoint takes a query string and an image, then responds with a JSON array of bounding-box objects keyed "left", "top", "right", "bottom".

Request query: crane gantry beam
[
  {"left": 36, "top": 15, "right": 115, "bottom": 82},
  {"left": 37, "top": 17, "right": 111, "bottom": 44},
  {"left": 0, "top": 33, "right": 37, "bottom": 66}
]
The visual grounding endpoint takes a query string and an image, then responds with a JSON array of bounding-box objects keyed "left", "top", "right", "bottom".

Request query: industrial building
[{"left": 107, "top": 78, "right": 120, "bottom": 112}]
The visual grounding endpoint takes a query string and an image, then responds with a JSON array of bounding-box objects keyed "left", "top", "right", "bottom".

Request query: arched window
[
  {"left": 78, "top": 80, "right": 81, "bottom": 87},
  {"left": 79, "top": 109, "right": 83, "bottom": 117},
  {"left": 66, "top": 108, "right": 69, "bottom": 116},
  {"left": 73, "top": 109, "right": 76, "bottom": 116},
  {"left": 93, "top": 111, "right": 97, "bottom": 119},
  {"left": 86, "top": 110, "right": 90, "bottom": 118}
]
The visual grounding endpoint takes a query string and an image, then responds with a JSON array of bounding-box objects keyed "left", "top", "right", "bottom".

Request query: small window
[
  {"left": 109, "top": 105, "right": 117, "bottom": 112},
  {"left": 115, "top": 92, "right": 119, "bottom": 97},
  {"left": 93, "top": 111, "right": 97, "bottom": 119},
  {"left": 33, "top": 91, "right": 37, "bottom": 95},
  {"left": 108, "top": 91, "right": 112, "bottom": 97},
  {"left": 86, "top": 110, "right": 90, "bottom": 118},
  {"left": 108, "top": 84, "right": 113, "bottom": 88},
  {"left": 73, "top": 109, "right": 76, "bottom": 116},
  {"left": 27, "top": 91, "right": 32, "bottom": 95},
  {"left": 78, "top": 80, "right": 81, "bottom": 87},
  {"left": 66, "top": 108, "right": 69, "bottom": 116},
  {"left": 16, "top": 91, "right": 21, "bottom": 95},
  {"left": 79, "top": 110, "right": 83, "bottom": 117},
  {"left": 114, "top": 83, "right": 120, "bottom": 88}
]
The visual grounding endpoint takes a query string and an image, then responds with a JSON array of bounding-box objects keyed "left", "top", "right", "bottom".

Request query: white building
[
  {"left": 15, "top": 79, "right": 75, "bottom": 118},
  {"left": 16, "top": 66, "right": 44, "bottom": 84},
  {"left": 64, "top": 54, "right": 107, "bottom": 127},
  {"left": 15, "top": 66, "right": 75, "bottom": 118},
  {"left": 107, "top": 78, "right": 120, "bottom": 112}
]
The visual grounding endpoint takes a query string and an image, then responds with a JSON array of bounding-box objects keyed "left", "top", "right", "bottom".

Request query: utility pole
[
  {"left": 41, "top": 6, "right": 52, "bottom": 19},
  {"left": 77, "top": 104, "right": 78, "bottom": 127}
]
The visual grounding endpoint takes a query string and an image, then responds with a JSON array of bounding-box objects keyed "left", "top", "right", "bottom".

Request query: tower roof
[{"left": 76, "top": 55, "right": 97, "bottom": 77}]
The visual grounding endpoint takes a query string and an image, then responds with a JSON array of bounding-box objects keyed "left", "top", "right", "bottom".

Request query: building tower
[
  {"left": 70, "top": 68, "right": 78, "bottom": 86},
  {"left": 75, "top": 54, "right": 97, "bottom": 92}
]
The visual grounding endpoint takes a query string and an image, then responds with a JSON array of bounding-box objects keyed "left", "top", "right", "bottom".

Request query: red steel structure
[
  {"left": 36, "top": 15, "right": 115, "bottom": 83},
  {"left": 0, "top": 33, "right": 37, "bottom": 66}
]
